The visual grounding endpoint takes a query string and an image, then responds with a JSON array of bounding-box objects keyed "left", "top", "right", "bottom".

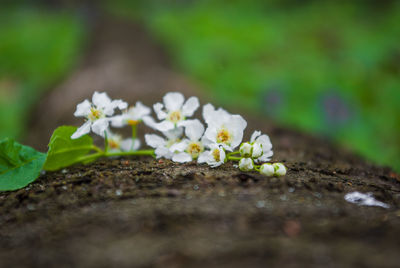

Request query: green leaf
[
  {"left": 0, "top": 138, "right": 47, "bottom": 191},
  {"left": 44, "top": 126, "right": 94, "bottom": 171}
]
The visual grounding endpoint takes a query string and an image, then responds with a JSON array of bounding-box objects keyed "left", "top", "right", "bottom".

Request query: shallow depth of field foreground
[{"left": 0, "top": 1, "right": 399, "bottom": 267}]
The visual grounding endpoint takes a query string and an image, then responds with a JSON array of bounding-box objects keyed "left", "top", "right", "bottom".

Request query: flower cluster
[{"left": 71, "top": 91, "right": 287, "bottom": 177}]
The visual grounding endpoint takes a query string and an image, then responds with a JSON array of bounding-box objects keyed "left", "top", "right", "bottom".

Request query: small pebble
[
  {"left": 115, "top": 190, "right": 123, "bottom": 196},
  {"left": 256, "top": 200, "right": 265, "bottom": 208}
]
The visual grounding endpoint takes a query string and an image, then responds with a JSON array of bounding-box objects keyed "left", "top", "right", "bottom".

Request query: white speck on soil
[
  {"left": 344, "top": 192, "right": 390, "bottom": 209},
  {"left": 256, "top": 200, "right": 266, "bottom": 208}
]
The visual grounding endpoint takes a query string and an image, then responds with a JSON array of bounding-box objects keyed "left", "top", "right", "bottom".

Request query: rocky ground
[{"left": 1, "top": 16, "right": 399, "bottom": 268}]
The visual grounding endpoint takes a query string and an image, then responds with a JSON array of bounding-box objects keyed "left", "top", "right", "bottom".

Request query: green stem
[
  {"left": 105, "top": 150, "right": 155, "bottom": 158},
  {"left": 227, "top": 156, "right": 241, "bottom": 161},
  {"left": 91, "top": 145, "right": 103, "bottom": 153},
  {"left": 227, "top": 151, "right": 240, "bottom": 157},
  {"left": 104, "top": 131, "right": 109, "bottom": 153},
  {"left": 131, "top": 124, "right": 137, "bottom": 151},
  {"left": 131, "top": 125, "right": 137, "bottom": 140},
  {"left": 75, "top": 149, "right": 155, "bottom": 165}
]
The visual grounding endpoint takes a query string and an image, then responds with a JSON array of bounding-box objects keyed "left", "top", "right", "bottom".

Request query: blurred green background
[{"left": 1, "top": 0, "right": 399, "bottom": 171}]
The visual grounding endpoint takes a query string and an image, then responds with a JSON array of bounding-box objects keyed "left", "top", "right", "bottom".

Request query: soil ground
[{"left": 1, "top": 16, "right": 400, "bottom": 268}]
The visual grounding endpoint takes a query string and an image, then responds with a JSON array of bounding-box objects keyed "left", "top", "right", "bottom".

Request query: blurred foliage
[
  {"left": 0, "top": 7, "right": 85, "bottom": 140},
  {"left": 108, "top": 0, "right": 400, "bottom": 171}
]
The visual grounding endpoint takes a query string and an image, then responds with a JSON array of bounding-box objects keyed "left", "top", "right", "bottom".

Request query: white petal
[
  {"left": 227, "top": 115, "right": 247, "bottom": 149},
  {"left": 133, "top": 139, "right": 141, "bottom": 150},
  {"left": 120, "top": 139, "right": 132, "bottom": 151},
  {"left": 110, "top": 115, "right": 126, "bottom": 128},
  {"left": 155, "top": 147, "right": 171, "bottom": 159},
  {"left": 142, "top": 116, "right": 157, "bottom": 129},
  {"left": 181, "top": 96, "right": 200, "bottom": 116},
  {"left": 92, "top": 92, "right": 111, "bottom": 108},
  {"left": 163, "top": 92, "right": 184, "bottom": 111},
  {"left": 169, "top": 140, "right": 189, "bottom": 153},
  {"left": 103, "top": 99, "right": 127, "bottom": 116},
  {"left": 201, "top": 136, "right": 214, "bottom": 148},
  {"left": 250, "top": 130, "right": 261, "bottom": 143},
  {"left": 131, "top": 101, "right": 151, "bottom": 120},
  {"left": 218, "top": 148, "right": 226, "bottom": 164},
  {"left": 202, "top": 103, "right": 215, "bottom": 124},
  {"left": 120, "top": 138, "right": 141, "bottom": 151},
  {"left": 172, "top": 152, "right": 192, "bottom": 163},
  {"left": 91, "top": 118, "right": 109, "bottom": 137},
  {"left": 163, "top": 127, "right": 184, "bottom": 140},
  {"left": 257, "top": 150, "right": 273, "bottom": 163},
  {"left": 256, "top": 134, "right": 272, "bottom": 151},
  {"left": 153, "top": 102, "right": 167, "bottom": 120},
  {"left": 74, "top": 99, "right": 91, "bottom": 117},
  {"left": 197, "top": 151, "right": 209, "bottom": 164},
  {"left": 112, "top": 99, "right": 128, "bottom": 110},
  {"left": 203, "top": 125, "right": 218, "bottom": 145},
  {"left": 183, "top": 119, "right": 204, "bottom": 141},
  {"left": 145, "top": 134, "right": 166, "bottom": 148},
  {"left": 71, "top": 121, "right": 91, "bottom": 139},
  {"left": 153, "top": 120, "right": 175, "bottom": 132}
]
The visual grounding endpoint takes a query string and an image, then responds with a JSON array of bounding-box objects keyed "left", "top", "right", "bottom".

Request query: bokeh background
[{"left": 1, "top": 0, "right": 399, "bottom": 171}]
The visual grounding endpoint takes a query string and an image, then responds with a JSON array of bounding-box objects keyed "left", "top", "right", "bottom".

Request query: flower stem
[
  {"left": 104, "top": 131, "right": 109, "bottom": 153},
  {"left": 74, "top": 149, "right": 155, "bottom": 166},
  {"left": 91, "top": 145, "right": 104, "bottom": 153},
  {"left": 132, "top": 124, "right": 137, "bottom": 140},
  {"left": 227, "top": 156, "right": 241, "bottom": 161},
  {"left": 227, "top": 151, "right": 240, "bottom": 157},
  {"left": 105, "top": 150, "right": 155, "bottom": 158},
  {"left": 131, "top": 124, "right": 137, "bottom": 151}
]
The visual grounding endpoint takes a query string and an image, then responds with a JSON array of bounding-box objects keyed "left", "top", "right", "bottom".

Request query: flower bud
[
  {"left": 252, "top": 143, "right": 263, "bottom": 158},
  {"left": 273, "top": 163, "right": 287, "bottom": 176},
  {"left": 239, "top": 142, "right": 252, "bottom": 157},
  {"left": 259, "top": 163, "right": 274, "bottom": 176},
  {"left": 239, "top": 158, "right": 254, "bottom": 171}
]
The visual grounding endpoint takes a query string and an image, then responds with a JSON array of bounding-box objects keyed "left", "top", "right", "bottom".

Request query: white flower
[
  {"left": 250, "top": 130, "right": 273, "bottom": 162},
  {"left": 198, "top": 144, "right": 226, "bottom": 168},
  {"left": 106, "top": 131, "right": 140, "bottom": 152},
  {"left": 273, "top": 163, "right": 287, "bottom": 176},
  {"left": 145, "top": 127, "right": 183, "bottom": 159},
  {"left": 110, "top": 101, "right": 151, "bottom": 128},
  {"left": 71, "top": 92, "right": 127, "bottom": 139},
  {"left": 239, "top": 142, "right": 252, "bottom": 157},
  {"left": 149, "top": 92, "right": 200, "bottom": 132},
  {"left": 202, "top": 103, "right": 247, "bottom": 151},
  {"left": 239, "top": 158, "right": 254, "bottom": 171},
  {"left": 169, "top": 119, "right": 205, "bottom": 163},
  {"left": 260, "top": 163, "right": 274, "bottom": 176}
]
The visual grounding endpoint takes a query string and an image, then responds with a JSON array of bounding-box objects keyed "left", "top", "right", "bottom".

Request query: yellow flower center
[
  {"left": 88, "top": 107, "right": 103, "bottom": 121},
  {"left": 167, "top": 110, "right": 183, "bottom": 124},
  {"left": 127, "top": 119, "right": 140, "bottom": 126},
  {"left": 212, "top": 148, "right": 221, "bottom": 162},
  {"left": 108, "top": 139, "right": 120, "bottom": 149},
  {"left": 216, "top": 128, "right": 232, "bottom": 144},
  {"left": 187, "top": 142, "right": 203, "bottom": 159}
]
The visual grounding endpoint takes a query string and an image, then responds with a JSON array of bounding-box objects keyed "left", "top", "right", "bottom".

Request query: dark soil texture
[{"left": 1, "top": 16, "right": 400, "bottom": 268}]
